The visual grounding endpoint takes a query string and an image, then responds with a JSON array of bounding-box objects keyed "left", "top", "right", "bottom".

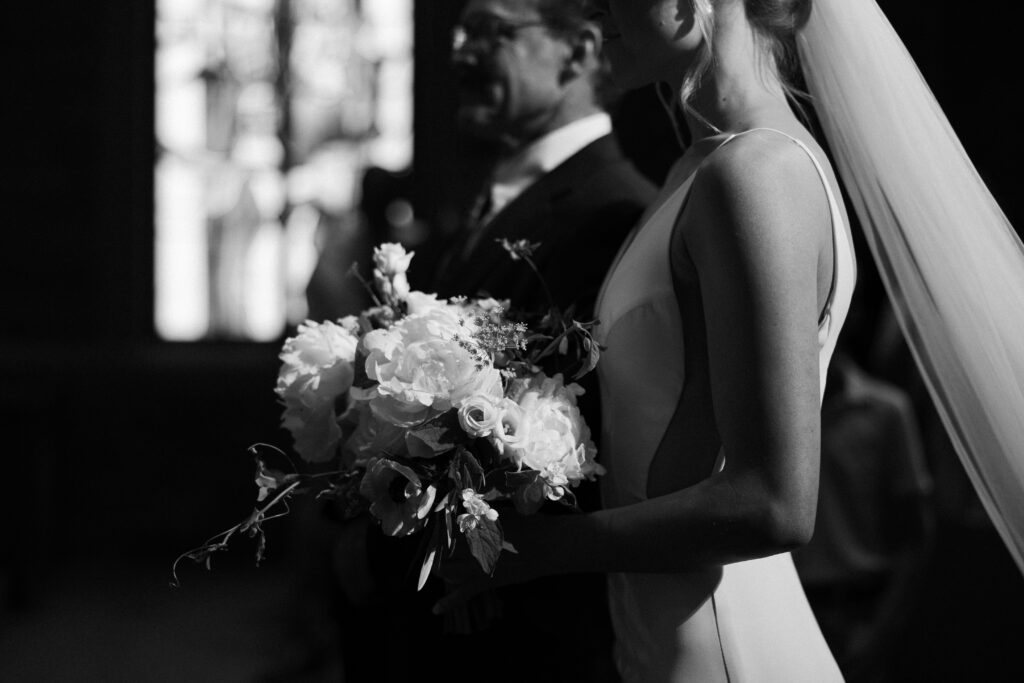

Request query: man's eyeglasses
[{"left": 451, "top": 16, "right": 547, "bottom": 53}]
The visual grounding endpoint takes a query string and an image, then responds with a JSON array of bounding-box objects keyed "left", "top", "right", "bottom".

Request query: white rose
[
  {"left": 357, "top": 307, "right": 504, "bottom": 427},
  {"left": 392, "top": 272, "right": 411, "bottom": 299},
  {"left": 491, "top": 398, "right": 530, "bottom": 455},
  {"left": 275, "top": 320, "right": 359, "bottom": 462},
  {"left": 373, "top": 242, "right": 414, "bottom": 277},
  {"left": 457, "top": 392, "right": 503, "bottom": 438}
]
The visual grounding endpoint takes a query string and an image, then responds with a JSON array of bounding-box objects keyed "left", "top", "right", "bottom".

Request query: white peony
[
  {"left": 354, "top": 307, "right": 504, "bottom": 427},
  {"left": 404, "top": 290, "right": 447, "bottom": 315},
  {"left": 275, "top": 320, "right": 359, "bottom": 462},
  {"left": 494, "top": 373, "right": 602, "bottom": 499}
]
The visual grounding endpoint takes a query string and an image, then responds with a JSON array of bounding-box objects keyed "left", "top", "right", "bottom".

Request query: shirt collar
[{"left": 492, "top": 112, "right": 613, "bottom": 187}]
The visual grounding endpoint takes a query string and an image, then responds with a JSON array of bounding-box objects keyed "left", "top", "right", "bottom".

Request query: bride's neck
[{"left": 677, "top": 9, "right": 793, "bottom": 141}]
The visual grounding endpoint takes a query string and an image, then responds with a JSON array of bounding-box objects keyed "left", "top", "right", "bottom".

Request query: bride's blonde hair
[
  {"left": 680, "top": 0, "right": 812, "bottom": 121},
  {"left": 679, "top": 0, "right": 717, "bottom": 109}
]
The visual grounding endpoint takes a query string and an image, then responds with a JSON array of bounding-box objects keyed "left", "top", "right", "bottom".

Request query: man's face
[{"left": 452, "top": 0, "right": 572, "bottom": 144}]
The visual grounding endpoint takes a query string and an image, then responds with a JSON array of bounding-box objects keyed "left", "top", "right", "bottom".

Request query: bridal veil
[{"left": 798, "top": 0, "right": 1024, "bottom": 573}]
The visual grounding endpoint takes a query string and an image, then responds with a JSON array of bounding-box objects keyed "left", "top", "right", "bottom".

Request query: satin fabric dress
[{"left": 595, "top": 129, "right": 854, "bottom": 682}]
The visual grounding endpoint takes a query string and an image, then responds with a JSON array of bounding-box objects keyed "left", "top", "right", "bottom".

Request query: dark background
[{"left": 2, "top": 1, "right": 1022, "bottom": 680}]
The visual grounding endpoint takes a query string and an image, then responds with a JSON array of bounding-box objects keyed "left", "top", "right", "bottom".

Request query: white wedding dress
[{"left": 595, "top": 128, "right": 854, "bottom": 682}]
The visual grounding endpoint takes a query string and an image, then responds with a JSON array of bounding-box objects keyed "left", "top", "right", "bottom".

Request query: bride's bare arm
[{"left": 436, "top": 135, "right": 835, "bottom": 606}]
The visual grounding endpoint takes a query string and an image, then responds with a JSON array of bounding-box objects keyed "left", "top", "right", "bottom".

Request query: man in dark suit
[{"left": 423, "top": 0, "right": 656, "bottom": 323}]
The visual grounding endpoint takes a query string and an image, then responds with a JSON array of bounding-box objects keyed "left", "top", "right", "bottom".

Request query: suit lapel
[{"left": 444, "top": 134, "right": 624, "bottom": 298}]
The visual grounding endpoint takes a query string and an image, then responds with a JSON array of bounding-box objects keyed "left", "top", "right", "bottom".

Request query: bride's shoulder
[
  {"left": 681, "top": 131, "right": 831, "bottom": 253},
  {"left": 699, "top": 130, "right": 822, "bottom": 200}
]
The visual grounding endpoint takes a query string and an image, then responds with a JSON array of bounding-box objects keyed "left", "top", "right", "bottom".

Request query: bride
[
  {"left": 443, "top": 0, "right": 850, "bottom": 678},
  {"left": 437, "top": 0, "right": 1024, "bottom": 680}
]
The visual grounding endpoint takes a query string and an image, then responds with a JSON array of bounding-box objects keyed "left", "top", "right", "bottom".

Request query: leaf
[
  {"left": 573, "top": 341, "right": 601, "bottom": 381},
  {"left": 418, "top": 545, "right": 438, "bottom": 592},
  {"left": 405, "top": 412, "right": 462, "bottom": 459},
  {"left": 505, "top": 469, "right": 540, "bottom": 488},
  {"left": 450, "top": 447, "right": 486, "bottom": 492},
  {"left": 464, "top": 516, "right": 503, "bottom": 576},
  {"left": 558, "top": 487, "right": 579, "bottom": 511},
  {"left": 375, "top": 458, "right": 422, "bottom": 487},
  {"left": 444, "top": 506, "right": 454, "bottom": 549},
  {"left": 535, "top": 333, "right": 565, "bottom": 360},
  {"left": 405, "top": 429, "right": 453, "bottom": 459}
]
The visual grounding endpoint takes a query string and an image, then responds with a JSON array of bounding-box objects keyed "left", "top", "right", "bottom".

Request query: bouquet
[{"left": 172, "top": 240, "right": 603, "bottom": 592}]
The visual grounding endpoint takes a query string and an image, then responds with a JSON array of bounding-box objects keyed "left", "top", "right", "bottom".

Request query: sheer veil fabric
[{"left": 799, "top": 0, "right": 1024, "bottom": 573}]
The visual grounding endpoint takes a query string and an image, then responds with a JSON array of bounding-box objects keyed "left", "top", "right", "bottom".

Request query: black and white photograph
[{"left": 3, "top": 1, "right": 1023, "bottom": 681}]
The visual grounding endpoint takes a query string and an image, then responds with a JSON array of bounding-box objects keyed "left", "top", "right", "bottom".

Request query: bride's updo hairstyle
[
  {"left": 745, "top": 0, "right": 812, "bottom": 88},
  {"left": 682, "top": 0, "right": 812, "bottom": 116}
]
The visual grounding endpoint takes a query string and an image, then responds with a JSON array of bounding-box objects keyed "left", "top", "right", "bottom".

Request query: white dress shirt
[{"left": 482, "top": 112, "right": 613, "bottom": 224}]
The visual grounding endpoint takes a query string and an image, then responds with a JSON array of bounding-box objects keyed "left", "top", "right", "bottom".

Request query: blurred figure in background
[
  {"left": 305, "top": 166, "right": 424, "bottom": 322},
  {"left": 794, "top": 350, "right": 936, "bottom": 682}
]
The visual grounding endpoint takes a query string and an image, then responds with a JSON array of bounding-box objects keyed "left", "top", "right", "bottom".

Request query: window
[{"left": 155, "top": 0, "right": 412, "bottom": 340}]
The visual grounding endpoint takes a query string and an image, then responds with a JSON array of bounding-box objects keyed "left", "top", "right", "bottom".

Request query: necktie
[{"left": 459, "top": 185, "right": 495, "bottom": 260}]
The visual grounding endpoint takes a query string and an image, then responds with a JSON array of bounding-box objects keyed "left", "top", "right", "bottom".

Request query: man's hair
[
  {"left": 535, "top": 0, "right": 591, "bottom": 36},
  {"left": 535, "top": 0, "right": 619, "bottom": 108}
]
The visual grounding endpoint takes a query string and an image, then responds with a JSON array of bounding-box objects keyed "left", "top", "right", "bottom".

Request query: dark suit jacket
[
  {"left": 343, "top": 133, "right": 655, "bottom": 683},
  {"left": 429, "top": 132, "right": 656, "bottom": 322}
]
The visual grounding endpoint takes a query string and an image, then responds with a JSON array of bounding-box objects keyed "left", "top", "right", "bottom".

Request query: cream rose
[{"left": 275, "top": 320, "right": 359, "bottom": 462}]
